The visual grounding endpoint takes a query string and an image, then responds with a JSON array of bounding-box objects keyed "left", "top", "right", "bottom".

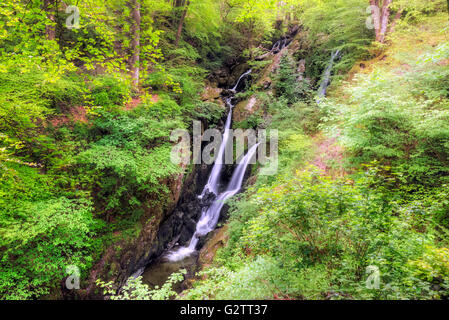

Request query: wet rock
[
  {"left": 210, "top": 68, "right": 231, "bottom": 87},
  {"left": 201, "top": 86, "right": 222, "bottom": 101}
]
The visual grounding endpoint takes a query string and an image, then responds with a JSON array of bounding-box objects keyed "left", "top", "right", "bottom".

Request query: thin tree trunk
[
  {"left": 388, "top": 9, "right": 402, "bottom": 34},
  {"left": 371, "top": 0, "right": 396, "bottom": 44},
  {"left": 44, "top": 0, "right": 56, "bottom": 40},
  {"left": 129, "top": 0, "right": 141, "bottom": 88},
  {"left": 175, "top": 0, "right": 190, "bottom": 47}
]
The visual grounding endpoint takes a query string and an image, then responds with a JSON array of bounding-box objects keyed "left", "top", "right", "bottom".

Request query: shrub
[
  {"left": 336, "top": 64, "right": 449, "bottom": 185},
  {"left": 76, "top": 109, "right": 183, "bottom": 220},
  {"left": 0, "top": 197, "right": 100, "bottom": 300}
]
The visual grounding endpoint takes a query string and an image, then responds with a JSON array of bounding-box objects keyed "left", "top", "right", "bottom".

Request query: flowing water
[
  {"left": 167, "top": 70, "right": 256, "bottom": 262},
  {"left": 141, "top": 69, "right": 257, "bottom": 286},
  {"left": 200, "top": 97, "right": 234, "bottom": 197},
  {"left": 230, "top": 69, "right": 252, "bottom": 93},
  {"left": 166, "top": 142, "right": 259, "bottom": 262}
]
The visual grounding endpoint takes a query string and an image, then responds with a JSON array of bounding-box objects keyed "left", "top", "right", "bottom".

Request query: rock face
[
  {"left": 76, "top": 165, "right": 189, "bottom": 299},
  {"left": 198, "top": 226, "right": 229, "bottom": 269},
  {"left": 75, "top": 161, "right": 216, "bottom": 299},
  {"left": 233, "top": 96, "right": 260, "bottom": 123},
  {"left": 201, "top": 86, "right": 225, "bottom": 108},
  {"left": 208, "top": 63, "right": 251, "bottom": 89}
]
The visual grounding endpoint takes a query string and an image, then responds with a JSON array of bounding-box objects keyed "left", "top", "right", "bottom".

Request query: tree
[
  {"left": 129, "top": 0, "right": 141, "bottom": 88},
  {"left": 369, "top": 0, "right": 402, "bottom": 43},
  {"left": 43, "top": 0, "right": 57, "bottom": 40},
  {"left": 175, "top": 0, "right": 190, "bottom": 47}
]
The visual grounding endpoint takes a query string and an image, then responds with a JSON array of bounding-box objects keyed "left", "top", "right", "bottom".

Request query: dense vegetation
[
  {"left": 183, "top": 7, "right": 449, "bottom": 300},
  {"left": 0, "top": 0, "right": 448, "bottom": 300}
]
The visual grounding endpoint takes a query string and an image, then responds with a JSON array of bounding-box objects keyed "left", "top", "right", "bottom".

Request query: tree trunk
[
  {"left": 370, "top": 0, "right": 381, "bottom": 42},
  {"left": 129, "top": 0, "right": 141, "bottom": 88},
  {"left": 370, "top": 0, "right": 394, "bottom": 44},
  {"left": 175, "top": 1, "right": 190, "bottom": 47},
  {"left": 388, "top": 9, "right": 402, "bottom": 34},
  {"left": 44, "top": 0, "right": 56, "bottom": 40}
]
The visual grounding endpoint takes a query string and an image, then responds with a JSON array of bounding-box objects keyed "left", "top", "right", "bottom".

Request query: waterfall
[
  {"left": 317, "top": 49, "right": 342, "bottom": 99},
  {"left": 200, "top": 97, "right": 234, "bottom": 197},
  {"left": 166, "top": 70, "right": 258, "bottom": 262}
]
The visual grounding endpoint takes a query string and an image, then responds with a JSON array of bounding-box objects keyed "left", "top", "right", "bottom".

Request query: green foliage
[
  {"left": 274, "top": 52, "right": 312, "bottom": 103},
  {"left": 76, "top": 109, "right": 183, "bottom": 219},
  {"left": 184, "top": 256, "right": 294, "bottom": 300},
  {"left": 332, "top": 45, "right": 449, "bottom": 185},
  {"left": 144, "top": 65, "right": 205, "bottom": 118},
  {"left": 408, "top": 246, "right": 449, "bottom": 299},
  {"left": 185, "top": 8, "right": 449, "bottom": 300},
  {"left": 90, "top": 74, "right": 131, "bottom": 108},
  {"left": 392, "top": 0, "right": 447, "bottom": 23}
]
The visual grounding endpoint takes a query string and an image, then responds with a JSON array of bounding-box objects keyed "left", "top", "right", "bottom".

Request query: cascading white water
[
  {"left": 200, "top": 97, "right": 234, "bottom": 197},
  {"left": 166, "top": 70, "right": 257, "bottom": 262},
  {"left": 167, "top": 143, "right": 259, "bottom": 262},
  {"left": 230, "top": 69, "right": 252, "bottom": 93}
]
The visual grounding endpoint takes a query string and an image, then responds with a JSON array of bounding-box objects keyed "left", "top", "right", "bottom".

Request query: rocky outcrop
[
  {"left": 201, "top": 86, "right": 225, "bottom": 108},
  {"left": 233, "top": 96, "right": 260, "bottom": 123}
]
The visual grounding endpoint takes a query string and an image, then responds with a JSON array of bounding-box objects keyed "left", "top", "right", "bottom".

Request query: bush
[
  {"left": 76, "top": 109, "right": 184, "bottom": 220},
  {"left": 186, "top": 166, "right": 446, "bottom": 299},
  {"left": 191, "top": 101, "right": 226, "bottom": 125},
  {"left": 0, "top": 196, "right": 100, "bottom": 300},
  {"left": 336, "top": 58, "right": 449, "bottom": 185}
]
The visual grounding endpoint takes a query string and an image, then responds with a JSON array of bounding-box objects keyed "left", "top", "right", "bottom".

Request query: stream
[{"left": 140, "top": 69, "right": 255, "bottom": 290}]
